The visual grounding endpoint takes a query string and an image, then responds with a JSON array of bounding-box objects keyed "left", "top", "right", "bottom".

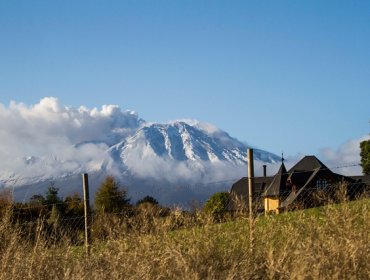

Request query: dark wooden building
[{"left": 230, "top": 155, "right": 368, "bottom": 213}]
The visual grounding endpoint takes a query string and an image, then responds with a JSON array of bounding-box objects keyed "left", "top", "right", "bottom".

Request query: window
[{"left": 316, "top": 178, "right": 329, "bottom": 189}]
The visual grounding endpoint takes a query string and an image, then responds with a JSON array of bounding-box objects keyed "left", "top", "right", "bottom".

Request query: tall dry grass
[{"left": 0, "top": 199, "right": 369, "bottom": 279}]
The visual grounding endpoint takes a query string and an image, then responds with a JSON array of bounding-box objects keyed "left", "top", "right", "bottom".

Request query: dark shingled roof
[
  {"left": 264, "top": 163, "right": 288, "bottom": 197},
  {"left": 288, "top": 155, "right": 328, "bottom": 173},
  {"left": 230, "top": 176, "right": 273, "bottom": 198},
  {"left": 228, "top": 176, "right": 273, "bottom": 211}
]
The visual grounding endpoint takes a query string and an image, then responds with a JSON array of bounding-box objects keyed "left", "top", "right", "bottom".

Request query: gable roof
[
  {"left": 288, "top": 156, "right": 328, "bottom": 173},
  {"left": 264, "top": 162, "right": 288, "bottom": 197}
]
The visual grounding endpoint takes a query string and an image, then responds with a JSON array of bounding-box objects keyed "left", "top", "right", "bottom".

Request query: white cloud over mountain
[{"left": 0, "top": 97, "right": 141, "bottom": 185}]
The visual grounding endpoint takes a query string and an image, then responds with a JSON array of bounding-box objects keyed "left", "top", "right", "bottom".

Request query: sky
[{"left": 0, "top": 0, "right": 369, "bottom": 158}]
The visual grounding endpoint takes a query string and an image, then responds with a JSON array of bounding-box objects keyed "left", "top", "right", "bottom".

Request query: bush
[{"left": 203, "top": 192, "right": 230, "bottom": 220}]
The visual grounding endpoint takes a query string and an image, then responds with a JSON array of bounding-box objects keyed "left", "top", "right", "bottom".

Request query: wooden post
[
  {"left": 247, "top": 148, "right": 255, "bottom": 248},
  {"left": 82, "top": 173, "right": 91, "bottom": 256},
  {"left": 247, "top": 149, "right": 255, "bottom": 217}
]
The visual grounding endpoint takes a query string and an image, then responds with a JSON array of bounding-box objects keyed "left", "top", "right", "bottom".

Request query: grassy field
[{"left": 1, "top": 199, "right": 369, "bottom": 279}]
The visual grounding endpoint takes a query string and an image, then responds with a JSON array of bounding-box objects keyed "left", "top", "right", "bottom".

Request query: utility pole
[{"left": 82, "top": 173, "right": 91, "bottom": 256}]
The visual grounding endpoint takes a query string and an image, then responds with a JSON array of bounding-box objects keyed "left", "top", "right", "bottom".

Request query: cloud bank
[{"left": 0, "top": 97, "right": 141, "bottom": 185}]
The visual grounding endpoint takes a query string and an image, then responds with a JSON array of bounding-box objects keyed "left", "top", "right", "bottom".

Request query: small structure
[{"left": 230, "top": 155, "right": 367, "bottom": 214}]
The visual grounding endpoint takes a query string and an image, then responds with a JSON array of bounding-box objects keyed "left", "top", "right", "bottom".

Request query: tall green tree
[
  {"left": 360, "top": 139, "right": 370, "bottom": 175},
  {"left": 94, "top": 176, "right": 130, "bottom": 213}
]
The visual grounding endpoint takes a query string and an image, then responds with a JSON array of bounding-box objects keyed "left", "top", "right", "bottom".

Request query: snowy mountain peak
[{"left": 118, "top": 120, "right": 279, "bottom": 165}]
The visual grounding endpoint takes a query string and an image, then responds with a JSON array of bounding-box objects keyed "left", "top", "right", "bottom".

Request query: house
[
  {"left": 271, "top": 156, "right": 356, "bottom": 213},
  {"left": 230, "top": 155, "right": 368, "bottom": 214}
]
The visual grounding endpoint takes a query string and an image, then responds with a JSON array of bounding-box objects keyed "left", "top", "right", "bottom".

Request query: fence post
[
  {"left": 82, "top": 173, "right": 91, "bottom": 256},
  {"left": 247, "top": 148, "right": 255, "bottom": 248},
  {"left": 248, "top": 148, "right": 255, "bottom": 218}
]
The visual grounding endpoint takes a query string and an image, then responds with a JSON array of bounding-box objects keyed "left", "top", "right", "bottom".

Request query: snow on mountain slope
[
  {"left": 107, "top": 121, "right": 279, "bottom": 191},
  {"left": 119, "top": 121, "right": 278, "bottom": 164}
]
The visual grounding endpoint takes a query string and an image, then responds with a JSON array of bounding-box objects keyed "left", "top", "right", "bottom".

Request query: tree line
[{"left": 0, "top": 176, "right": 167, "bottom": 244}]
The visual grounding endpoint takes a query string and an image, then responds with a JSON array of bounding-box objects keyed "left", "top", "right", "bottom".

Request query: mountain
[
  {"left": 115, "top": 121, "right": 278, "bottom": 166},
  {"left": 4, "top": 119, "right": 279, "bottom": 206}
]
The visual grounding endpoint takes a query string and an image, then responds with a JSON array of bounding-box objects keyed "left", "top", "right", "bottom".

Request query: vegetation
[
  {"left": 0, "top": 175, "right": 369, "bottom": 279},
  {"left": 203, "top": 191, "right": 230, "bottom": 220},
  {"left": 94, "top": 176, "right": 130, "bottom": 213},
  {"left": 360, "top": 139, "right": 370, "bottom": 175},
  {"left": 0, "top": 197, "right": 369, "bottom": 279},
  {"left": 136, "top": 195, "right": 159, "bottom": 206}
]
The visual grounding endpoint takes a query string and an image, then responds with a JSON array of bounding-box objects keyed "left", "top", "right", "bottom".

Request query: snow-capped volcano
[
  {"left": 99, "top": 120, "right": 278, "bottom": 205},
  {"left": 0, "top": 98, "right": 279, "bottom": 205},
  {"left": 117, "top": 121, "right": 278, "bottom": 165}
]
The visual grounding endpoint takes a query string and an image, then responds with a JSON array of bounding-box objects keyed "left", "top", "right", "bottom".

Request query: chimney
[{"left": 263, "top": 165, "right": 267, "bottom": 177}]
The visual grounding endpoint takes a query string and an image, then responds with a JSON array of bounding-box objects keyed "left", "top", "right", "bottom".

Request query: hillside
[{"left": 1, "top": 199, "right": 369, "bottom": 279}]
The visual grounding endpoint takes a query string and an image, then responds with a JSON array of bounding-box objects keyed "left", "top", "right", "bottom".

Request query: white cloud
[
  {"left": 123, "top": 150, "right": 248, "bottom": 185},
  {"left": 0, "top": 97, "right": 141, "bottom": 185},
  {"left": 319, "top": 135, "right": 370, "bottom": 175}
]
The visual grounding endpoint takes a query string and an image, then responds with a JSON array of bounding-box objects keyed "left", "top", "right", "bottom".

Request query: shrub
[{"left": 203, "top": 192, "right": 230, "bottom": 220}]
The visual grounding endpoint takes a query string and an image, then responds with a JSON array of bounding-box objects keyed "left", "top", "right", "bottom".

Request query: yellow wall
[{"left": 264, "top": 198, "right": 280, "bottom": 214}]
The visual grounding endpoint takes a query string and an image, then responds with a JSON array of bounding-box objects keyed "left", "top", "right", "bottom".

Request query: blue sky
[{"left": 0, "top": 0, "right": 369, "bottom": 156}]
